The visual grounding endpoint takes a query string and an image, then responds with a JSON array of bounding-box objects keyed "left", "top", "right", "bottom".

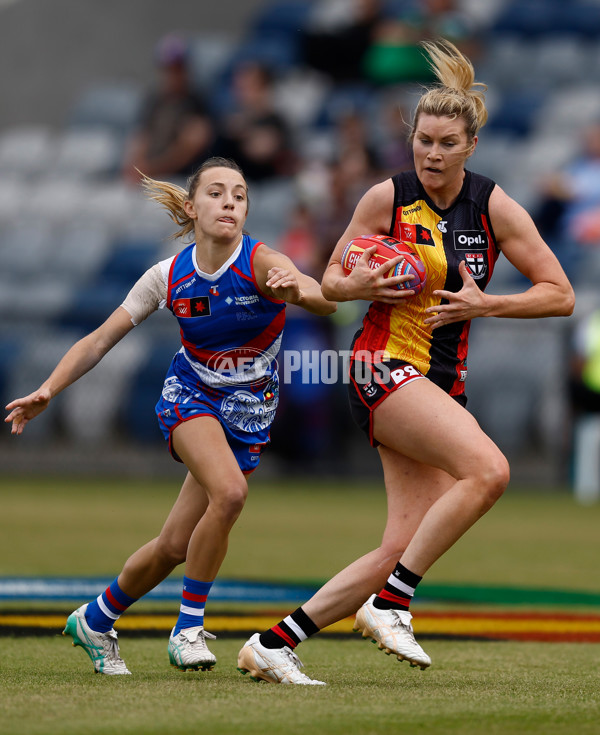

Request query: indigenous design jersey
[
  {"left": 163, "top": 234, "right": 285, "bottom": 432},
  {"left": 354, "top": 169, "right": 499, "bottom": 398}
]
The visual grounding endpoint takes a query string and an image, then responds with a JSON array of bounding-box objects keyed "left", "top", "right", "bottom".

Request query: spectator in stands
[
  {"left": 535, "top": 121, "right": 600, "bottom": 281},
  {"left": 213, "top": 60, "right": 296, "bottom": 182},
  {"left": 122, "top": 33, "right": 215, "bottom": 184},
  {"left": 303, "top": 0, "right": 385, "bottom": 83},
  {"left": 363, "top": 0, "right": 480, "bottom": 85}
]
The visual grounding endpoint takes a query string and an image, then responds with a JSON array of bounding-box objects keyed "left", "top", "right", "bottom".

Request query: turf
[
  {"left": 2, "top": 476, "right": 600, "bottom": 590},
  {"left": 2, "top": 476, "right": 600, "bottom": 735},
  {"left": 1, "top": 637, "right": 599, "bottom": 735}
]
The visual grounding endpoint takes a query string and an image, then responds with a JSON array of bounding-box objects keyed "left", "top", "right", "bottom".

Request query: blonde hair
[
  {"left": 140, "top": 157, "right": 247, "bottom": 241},
  {"left": 410, "top": 39, "right": 487, "bottom": 151}
]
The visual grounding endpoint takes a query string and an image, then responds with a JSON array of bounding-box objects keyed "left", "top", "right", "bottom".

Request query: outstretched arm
[
  {"left": 5, "top": 307, "right": 135, "bottom": 435},
  {"left": 254, "top": 245, "right": 337, "bottom": 316}
]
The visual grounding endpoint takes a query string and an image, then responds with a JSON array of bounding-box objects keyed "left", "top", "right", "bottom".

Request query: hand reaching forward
[
  {"left": 266, "top": 267, "right": 303, "bottom": 304},
  {"left": 5, "top": 389, "right": 51, "bottom": 435}
]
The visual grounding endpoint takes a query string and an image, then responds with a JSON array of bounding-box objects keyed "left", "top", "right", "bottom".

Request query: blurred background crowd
[{"left": 2, "top": 0, "right": 600, "bottom": 490}]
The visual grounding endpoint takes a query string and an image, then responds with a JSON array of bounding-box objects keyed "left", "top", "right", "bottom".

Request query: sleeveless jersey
[
  {"left": 353, "top": 169, "right": 499, "bottom": 397},
  {"left": 166, "top": 233, "right": 285, "bottom": 392}
]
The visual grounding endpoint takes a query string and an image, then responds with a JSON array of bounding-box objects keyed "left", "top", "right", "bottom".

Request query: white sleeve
[{"left": 121, "top": 258, "right": 173, "bottom": 325}]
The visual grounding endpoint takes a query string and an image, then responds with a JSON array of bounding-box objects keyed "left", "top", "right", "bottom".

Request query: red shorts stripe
[
  {"left": 182, "top": 591, "right": 208, "bottom": 603},
  {"left": 272, "top": 624, "right": 296, "bottom": 649},
  {"left": 379, "top": 588, "right": 411, "bottom": 606}
]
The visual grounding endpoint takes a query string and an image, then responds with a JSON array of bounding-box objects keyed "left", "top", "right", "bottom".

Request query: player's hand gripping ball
[{"left": 340, "top": 235, "right": 427, "bottom": 295}]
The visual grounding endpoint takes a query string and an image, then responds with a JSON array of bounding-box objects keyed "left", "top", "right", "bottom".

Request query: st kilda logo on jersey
[
  {"left": 172, "top": 296, "right": 211, "bottom": 317},
  {"left": 464, "top": 252, "right": 487, "bottom": 279}
]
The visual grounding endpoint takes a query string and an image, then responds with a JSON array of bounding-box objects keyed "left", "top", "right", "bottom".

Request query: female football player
[
  {"left": 5, "top": 157, "right": 336, "bottom": 675},
  {"left": 238, "top": 39, "right": 574, "bottom": 684}
]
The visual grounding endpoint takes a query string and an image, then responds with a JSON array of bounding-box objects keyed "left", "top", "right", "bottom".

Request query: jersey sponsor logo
[
  {"left": 437, "top": 220, "right": 448, "bottom": 233},
  {"left": 235, "top": 294, "right": 260, "bottom": 306},
  {"left": 389, "top": 364, "right": 423, "bottom": 386},
  {"left": 403, "top": 204, "right": 422, "bottom": 215},
  {"left": 453, "top": 230, "right": 488, "bottom": 250},
  {"left": 173, "top": 296, "right": 211, "bottom": 317},
  {"left": 174, "top": 278, "right": 196, "bottom": 295},
  {"left": 399, "top": 221, "right": 434, "bottom": 245},
  {"left": 209, "top": 284, "right": 219, "bottom": 296},
  {"left": 464, "top": 252, "right": 487, "bottom": 279}
]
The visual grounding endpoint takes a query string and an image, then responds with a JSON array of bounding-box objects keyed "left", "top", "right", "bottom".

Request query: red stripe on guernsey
[
  {"left": 182, "top": 590, "right": 208, "bottom": 603},
  {"left": 357, "top": 304, "right": 393, "bottom": 355},
  {"left": 480, "top": 213, "right": 499, "bottom": 275},
  {"left": 272, "top": 624, "right": 297, "bottom": 648},
  {"left": 105, "top": 587, "right": 128, "bottom": 612},
  {"left": 167, "top": 256, "right": 195, "bottom": 310},
  {"left": 182, "top": 308, "right": 286, "bottom": 364},
  {"left": 450, "top": 320, "right": 470, "bottom": 396},
  {"left": 231, "top": 263, "right": 253, "bottom": 283},
  {"left": 250, "top": 241, "right": 285, "bottom": 304},
  {"left": 378, "top": 588, "right": 411, "bottom": 606}
]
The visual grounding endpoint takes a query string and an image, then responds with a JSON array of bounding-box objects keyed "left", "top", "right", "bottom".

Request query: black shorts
[{"left": 348, "top": 351, "right": 467, "bottom": 447}]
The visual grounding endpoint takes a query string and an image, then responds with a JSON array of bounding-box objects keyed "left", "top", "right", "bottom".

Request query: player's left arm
[
  {"left": 253, "top": 245, "right": 337, "bottom": 316},
  {"left": 425, "top": 185, "right": 575, "bottom": 327}
]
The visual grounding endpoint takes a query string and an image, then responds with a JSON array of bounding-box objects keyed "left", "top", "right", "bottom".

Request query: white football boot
[
  {"left": 237, "top": 633, "right": 326, "bottom": 685},
  {"left": 354, "top": 594, "right": 431, "bottom": 669},
  {"left": 168, "top": 626, "right": 217, "bottom": 671},
  {"left": 63, "top": 603, "right": 131, "bottom": 675}
]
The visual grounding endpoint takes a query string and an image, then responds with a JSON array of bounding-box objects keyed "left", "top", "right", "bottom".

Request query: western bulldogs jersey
[
  {"left": 155, "top": 234, "right": 285, "bottom": 470},
  {"left": 353, "top": 169, "right": 499, "bottom": 398},
  {"left": 166, "top": 233, "right": 285, "bottom": 391}
]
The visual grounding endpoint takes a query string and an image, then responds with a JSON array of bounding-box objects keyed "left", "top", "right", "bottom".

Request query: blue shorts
[{"left": 155, "top": 354, "right": 279, "bottom": 474}]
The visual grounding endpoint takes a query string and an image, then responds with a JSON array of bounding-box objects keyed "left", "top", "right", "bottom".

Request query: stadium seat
[
  {"left": 68, "top": 82, "right": 144, "bottom": 136},
  {"left": 50, "top": 127, "right": 123, "bottom": 180},
  {"left": 0, "top": 126, "right": 55, "bottom": 178}
]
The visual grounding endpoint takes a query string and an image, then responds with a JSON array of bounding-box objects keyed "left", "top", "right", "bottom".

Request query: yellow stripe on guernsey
[{"left": 384, "top": 202, "right": 448, "bottom": 373}]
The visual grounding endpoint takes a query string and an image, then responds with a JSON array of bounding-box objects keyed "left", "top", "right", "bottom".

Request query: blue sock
[
  {"left": 173, "top": 576, "right": 213, "bottom": 636},
  {"left": 85, "top": 578, "right": 137, "bottom": 633}
]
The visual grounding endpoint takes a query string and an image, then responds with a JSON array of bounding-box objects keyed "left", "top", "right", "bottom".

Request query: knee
[
  {"left": 477, "top": 451, "right": 510, "bottom": 509},
  {"left": 209, "top": 480, "right": 248, "bottom": 526}
]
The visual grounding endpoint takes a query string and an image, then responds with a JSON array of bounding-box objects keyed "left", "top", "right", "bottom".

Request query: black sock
[
  {"left": 259, "top": 607, "right": 320, "bottom": 649},
  {"left": 373, "top": 562, "right": 422, "bottom": 611}
]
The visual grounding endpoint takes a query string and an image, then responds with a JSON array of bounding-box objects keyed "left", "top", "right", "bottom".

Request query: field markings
[{"left": 2, "top": 609, "right": 600, "bottom": 642}]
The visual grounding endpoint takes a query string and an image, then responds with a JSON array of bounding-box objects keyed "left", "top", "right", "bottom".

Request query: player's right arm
[
  {"left": 321, "top": 180, "right": 411, "bottom": 304},
  {"left": 5, "top": 307, "right": 135, "bottom": 435}
]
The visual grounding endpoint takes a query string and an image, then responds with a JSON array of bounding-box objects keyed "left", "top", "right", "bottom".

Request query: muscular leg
[
  {"left": 304, "top": 458, "right": 453, "bottom": 628},
  {"left": 304, "top": 378, "right": 509, "bottom": 628},
  {"left": 373, "top": 380, "right": 509, "bottom": 576}
]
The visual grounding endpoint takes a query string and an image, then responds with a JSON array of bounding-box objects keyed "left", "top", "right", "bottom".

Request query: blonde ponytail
[
  {"left": 411, "top": 39, "right": 488, "bottom": 147},
  {"left": 140, "top": 172, "right": 194, "bottom": 241}
]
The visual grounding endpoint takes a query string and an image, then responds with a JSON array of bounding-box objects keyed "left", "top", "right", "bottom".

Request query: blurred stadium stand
[{"left": 0, "top": 0, "right": 594, "bottom": 484}]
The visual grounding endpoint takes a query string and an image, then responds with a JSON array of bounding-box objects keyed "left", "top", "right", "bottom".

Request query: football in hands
[{"left": 340, "top": 234, "right": 427, "bottom": 295}]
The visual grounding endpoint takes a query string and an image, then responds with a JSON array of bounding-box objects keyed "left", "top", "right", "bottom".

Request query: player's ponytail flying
[
  {"left": 139, "top": 156, "right": 248, "bottom": 241},
  {"left": 411, "top": 39, "right": 488, "bottom": 154}
]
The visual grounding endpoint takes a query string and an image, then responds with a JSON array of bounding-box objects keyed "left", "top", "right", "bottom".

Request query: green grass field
[{"left": 1, "top": 475, "right": 600, "bottom": 735}]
